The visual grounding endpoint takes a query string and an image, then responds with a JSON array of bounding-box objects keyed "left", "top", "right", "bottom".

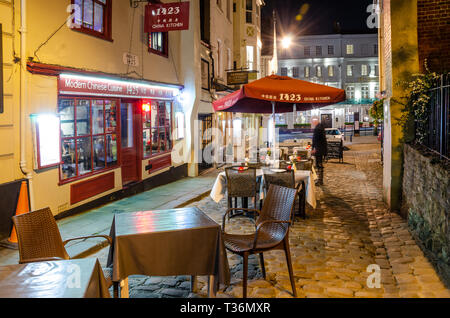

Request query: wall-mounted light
[{"left": 142, "top": 102, "right": 151, "bottom": 112}]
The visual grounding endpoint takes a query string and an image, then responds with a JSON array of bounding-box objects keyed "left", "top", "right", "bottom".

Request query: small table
[
  {"left": 107, "top": 207, "right": 230, "bottom": 298},
  {"left": 0, "top": 258, "right": 110, "bottom": 298}
]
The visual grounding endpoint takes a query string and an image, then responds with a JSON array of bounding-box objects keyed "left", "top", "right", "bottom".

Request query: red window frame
[
  {"left": 70, "top": 0, "right": 113, "bottom": 42},
  {"left": 58, "top": 96, "right": 121, "bottom": 185},
  {"left": 141, "top": 100, "right": 173, "bottom": 159}
]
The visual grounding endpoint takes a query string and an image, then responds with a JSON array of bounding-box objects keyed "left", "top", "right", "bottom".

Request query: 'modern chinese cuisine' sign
[
  {"left": 58, "top": 74, "right": 178, "bottom": 100},
  {"left": 145, "top": 2, "right": 190, "bottom": 33}
]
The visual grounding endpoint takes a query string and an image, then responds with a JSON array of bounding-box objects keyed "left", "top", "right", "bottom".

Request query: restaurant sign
[
  {"left": 227, "top": 71, "right": 249, "bottom": 86},
  {"left": 145, "top": 2, "right": 190, "bottom": 33},
  {"left": 58, "top": 74, "right": 179, "bottom": 100}
]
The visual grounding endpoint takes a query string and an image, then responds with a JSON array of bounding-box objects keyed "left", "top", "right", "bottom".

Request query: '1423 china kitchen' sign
[{"left": 145, "top": 2, "right": 190, "bottom": 33}]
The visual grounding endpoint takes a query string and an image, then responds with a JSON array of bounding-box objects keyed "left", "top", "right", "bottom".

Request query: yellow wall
[{"left": 0, "top": 0, "right": 193, "bottom": 215}]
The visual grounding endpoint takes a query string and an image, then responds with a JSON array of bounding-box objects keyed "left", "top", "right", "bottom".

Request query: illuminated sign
[
  {"left": 227, "top": 71, "right": 249, "bottom": 86},
  {"left": 33, "top": 114, "right": 61, "bottom": 170},
  {"left": 58, "top": 74, "right": 180, "bottom": 100},
  {"left": 145, "top": 2, "right": 190, "bottom": 33}
]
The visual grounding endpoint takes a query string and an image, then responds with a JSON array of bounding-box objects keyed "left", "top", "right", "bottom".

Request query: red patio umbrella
[{"left": 212, "top": 75, "right": 346, "bottom": 113}]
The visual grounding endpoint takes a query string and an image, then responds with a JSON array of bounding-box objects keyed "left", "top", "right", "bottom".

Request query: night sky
[{"left": 261, "top": 0, "right": 377, "bottom": 54}]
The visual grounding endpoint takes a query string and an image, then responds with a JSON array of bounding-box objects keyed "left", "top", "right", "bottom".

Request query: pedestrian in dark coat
[{"left": 312, "top": 123, "right": 327, "bottom": 185}]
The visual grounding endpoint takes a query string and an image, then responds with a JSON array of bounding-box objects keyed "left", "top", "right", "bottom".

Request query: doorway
[
  {"left": 321, "top": 114, "right": 333, "bottom": 128},
  {"left": 120, "top": 101, "right": 140, "bottom": 185},
  {"left": 198, "top": 113, "right": 213, "bottom": 173}
]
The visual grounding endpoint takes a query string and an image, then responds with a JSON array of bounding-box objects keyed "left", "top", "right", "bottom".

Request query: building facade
[
  {"left": 277, "top": 33, "right": 379, "bottom": 129},
  {"left": 0, "top": 0, "right": 202, "bottom": 236}
]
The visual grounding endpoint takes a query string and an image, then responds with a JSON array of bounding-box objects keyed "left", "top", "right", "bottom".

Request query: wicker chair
[
  {"left": 263, "top": 169, "right": 305, "bottom": 221},
  {"left": 12, "top": 207, "right": 119, "bottom": 297},
  {"left": 225, "top": 167, "right": 260, "bottom": 218},
  {"left": 222, "top": 184, "right": 298, "bottom": 298}
]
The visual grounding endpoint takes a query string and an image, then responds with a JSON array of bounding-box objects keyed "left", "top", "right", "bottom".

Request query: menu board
[{"left": 33, "top": 114, "right": 61, "bottom": 169}]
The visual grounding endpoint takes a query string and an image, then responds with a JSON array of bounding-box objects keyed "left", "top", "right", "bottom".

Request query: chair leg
[
  {"left": 259, "top": 253, "right": 266, "bottom": 279},
  {"left": 242, "top": 252, "right": 248, "bottom": 298},
  {"left": 113, "top": 282, "right": 119, "bottom": 298},
  {"left": 283, "top": 237, "right": 297, "bottom": 297}
]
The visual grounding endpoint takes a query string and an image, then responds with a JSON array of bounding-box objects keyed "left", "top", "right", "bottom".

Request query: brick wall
[{"left": 417, "top": 0, "right": 450, "bottom": 73}]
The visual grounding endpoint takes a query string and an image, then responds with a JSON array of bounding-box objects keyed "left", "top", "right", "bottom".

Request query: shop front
[{"left": 28, "top": 64, "right": 185, "bottom": 216}]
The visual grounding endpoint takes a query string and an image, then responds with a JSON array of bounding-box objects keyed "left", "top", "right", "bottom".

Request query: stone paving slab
[{"left": 91, "top": 137, "right": 449, "bottom": 298}]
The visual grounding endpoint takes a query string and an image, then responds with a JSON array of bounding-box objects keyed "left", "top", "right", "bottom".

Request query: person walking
[{"left": 312, "top": 123, "right": 328, "bottom": 185}]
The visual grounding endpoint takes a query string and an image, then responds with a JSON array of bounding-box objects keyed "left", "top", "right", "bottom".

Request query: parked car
[{"left": 325, "top": 128, "right": 344, "bottom": 141}]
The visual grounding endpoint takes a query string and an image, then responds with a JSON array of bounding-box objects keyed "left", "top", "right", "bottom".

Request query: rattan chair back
[
  {"left": 12, "top": 207, "right": 69, "bottom": 263},
  {"left": 263, "top": 169, "right": 295, "bottom": 192},
  {"left": 225, "top": 167, "right": 257, "bottom": 198}
]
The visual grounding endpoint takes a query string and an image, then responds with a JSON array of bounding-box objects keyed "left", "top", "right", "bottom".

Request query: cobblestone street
[{"left": 94, "top": 139, "right": 450, "bottom": 298}]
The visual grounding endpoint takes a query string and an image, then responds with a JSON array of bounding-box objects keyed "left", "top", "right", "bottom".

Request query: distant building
[{"left": 277, "top": 33, "right": 379, "bottom": 129}]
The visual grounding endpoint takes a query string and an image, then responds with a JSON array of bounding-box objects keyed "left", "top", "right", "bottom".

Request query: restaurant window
[
  {"left": 292, "top": 67, "right": 299, "bottom": 78},
  {"left": 72, "top": 0, "right": 112, "bottom": 41},
  {"left": 149, "top": 32, "right": 168, "bottom": 57},
  {"left": 304, "top": 46, "right": 310, "bottom": 56},
  {"left": 142, "top": 101, "right": 172, "bottom": 158},
  {"left": 59, "top": 97, "right": 118, "bottom": 182},
  {"left": 304, "top": 66, "right": 310, "bottom": 78},
  {"left": 328, "top": 65, "right": 334, "bottom": 77}
]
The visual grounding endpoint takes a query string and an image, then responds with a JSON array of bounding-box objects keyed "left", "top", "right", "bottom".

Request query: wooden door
[{"left": 120, "top": 102, "right": 140, "bottom": 185}]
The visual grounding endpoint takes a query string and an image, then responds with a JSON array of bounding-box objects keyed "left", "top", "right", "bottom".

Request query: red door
[{"left": 120, "top": 101, "right": 140, "bottom": 185}]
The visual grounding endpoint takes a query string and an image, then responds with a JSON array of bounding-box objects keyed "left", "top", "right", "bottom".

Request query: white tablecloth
[{"left": 210, "top": 169, "right": 317, "bottom": 209}]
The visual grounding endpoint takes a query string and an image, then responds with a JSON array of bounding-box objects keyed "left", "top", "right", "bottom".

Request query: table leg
[
  {"left": 208, "top": 275, "right": 216, "bottom": 298},
  {"left": 119, "top": 277, "right": 129, "bottom": 298},
  {"left": 190, "top": 276, "right": 197, "bottom": 293}
]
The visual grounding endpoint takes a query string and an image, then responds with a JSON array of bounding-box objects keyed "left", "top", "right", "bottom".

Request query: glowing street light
[{"left": 281, "top": 36, "right": 292, "bottom": 49}]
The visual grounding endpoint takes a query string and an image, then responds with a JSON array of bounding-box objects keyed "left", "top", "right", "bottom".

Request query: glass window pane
[
  {"left": 74, "top": 0, "right": 82, "bottom": 25},
  {"left": 59, "top": 99, "right": 75, "bottom": 138},
  {"left": 120, "top": 103, "right": 134, "bottom": 148},
  {"left": 93, "top": 136, "right": 105, "bottom": 171},
  {"left": 143, "top": 107, "right": 151, "bottom": 129},
  {"left": 143, "top": 129, "right": 152, "bottom": 157},
  {"left": 77, "top": 137, "right": 92, "bottom": 175},
  {"left": 106, "top": 134, "right": 118, "bottom": 166},
  {"left": 151, "top": 102, "right": 158, "bottom": 128},
  {"left": 94, "top": 2, "right": 104, "bottom": 33},
  {"left": 76, "top": 100, "right": 91, "bottom": 136},
  {"left": 61, "top": 139, "right": 76, "bottom": 179},
  {"left": 151, "top": 128, "right": 159, "bottom": 154},
  {"left": 92, "top": 100, "right": 104, "bottom": 135},
  {"left": 105, "top": 100, "right": 117, "bottom": 133},
  {"left": 83, "top": 0, "right": 94, "bottom": 28},
  {"left": 159, "top": 128, "right": 167, "bottom": 151}
]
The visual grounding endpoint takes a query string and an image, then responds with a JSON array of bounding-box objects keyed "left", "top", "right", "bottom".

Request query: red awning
[{"left": 212, "top": 75, "right": 346, "bottom": 113}]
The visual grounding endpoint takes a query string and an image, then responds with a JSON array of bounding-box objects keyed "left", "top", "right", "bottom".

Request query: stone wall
[{"left": 402, "top": 143, "right": 450, "bottom": 286}]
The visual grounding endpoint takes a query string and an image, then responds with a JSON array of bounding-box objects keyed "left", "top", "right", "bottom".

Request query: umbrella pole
[{"left": 272, "top": 101, "right": 276, "bottom": 166}]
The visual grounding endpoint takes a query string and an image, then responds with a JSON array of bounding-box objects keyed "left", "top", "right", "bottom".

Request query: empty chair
[
  {"left": 225, "top": 167, "right": 260, "bottom": 217},
  {"left": 12, "top": 207, "right": 118, "bottom": 297},
  {"left": 222, "top": 184, "right": 298, "bottom": 298}
]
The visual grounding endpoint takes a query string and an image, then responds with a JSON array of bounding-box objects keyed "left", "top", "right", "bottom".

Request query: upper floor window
[
  {"left": 346, "top": 86, "right": 355, "bottom": 99},
  {"left": 149, "top": 32, "right": 168, "bottom": 57},
  {"left": 292, "top": 67, "right": 299, "bottom": 78},
  {"left": 361, "top": 64, "right": 368, "bottom": 76},
  {"left": 304, "top": 46, "right": 310, "bottom": 56},
  {"left": 246, "top": 0, "right": 253, "bottom": 23},
  {"left": 361, "top": 86, "right": 370, "bottom": 99},
  {"left": 316, "top": 46, "right": 322, "bottom": 56},
  {"left": 316, "top": 66, "right": 322, "bottom": 77},
  {"left": 346, "top": 44, "right": 354, "bottom": 55},
  {"left": 280, "top": 67, "right": 288, "bottom": 76},
  {"left": 347, "top": 65, "right": 353, "bottom": 77},
  {"left": 72, "top": 0, "right": 112, "bottom": 41},
  {"left": 328, "top": 45, "right": 334, "bottom": 55},
  {"left": 304, "top": 66, "right": 310, "bottom": 78},
  {"left": 328, "top": 65, "right": 334, "bottom": 77}
]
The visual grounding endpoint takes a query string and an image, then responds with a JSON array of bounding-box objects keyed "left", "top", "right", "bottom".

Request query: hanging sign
[{"left": 145, "top": 2, "right": 190, "bottom": 33}]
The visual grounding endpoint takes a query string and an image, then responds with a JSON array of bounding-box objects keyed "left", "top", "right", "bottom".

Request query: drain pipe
[{"left": 19, "top": 0, "right": 34, "bottom": 210}]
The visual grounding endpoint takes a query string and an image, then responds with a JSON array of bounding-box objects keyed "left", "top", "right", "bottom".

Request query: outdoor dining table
[
  {"left": 106, "top": 207, "right": 230, "bottom": 298},
  {"left": 0, "top": 258, "right": 110, "bottom": 298},
  {"left": 210, "top": 168, "right": 317, "bottom": 209}
]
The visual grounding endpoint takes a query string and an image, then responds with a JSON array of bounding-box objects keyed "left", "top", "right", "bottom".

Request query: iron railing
[{"left": 418, "top": 73, "right": 450, "bottom": 159}]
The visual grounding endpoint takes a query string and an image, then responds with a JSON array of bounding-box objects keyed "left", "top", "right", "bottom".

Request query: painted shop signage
[
  {"left": 144, "top": 2, "right": 190, "bottom": 32},
  {"left": 58, "top": 74, "right": 177, "bottom": 100}
]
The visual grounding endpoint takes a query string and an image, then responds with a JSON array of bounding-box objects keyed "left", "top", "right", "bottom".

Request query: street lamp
[{"left": 281, "top": 36, "right": 292, "bottom": 49}]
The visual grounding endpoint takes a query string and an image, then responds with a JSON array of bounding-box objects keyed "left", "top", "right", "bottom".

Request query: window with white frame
[
  {"left": 347, "top": 65, "right": 353, "bottom": 77},
  {"left": 361, "top": 64, "right": 368, "bottom": 76},
  {"left": 328, "top": 65, "right": 334, "bottom": 77},
  {"left": 361, "top": 86, "right": 369, "bottom": 99},
  {"left": 328, "top": 45, "right": 334, "bottom": 55},
  {"left": 304, "top": 66, "right": 310, "bottom": 78},
  {"left": 316, "top": 66, "right": 322, "bottom": 77},
  {"left": 292, "top": 67, "right": 299, "bottom": 78},
  {"left": 280, "top": 67, "right": 288, "bottom": 76},
  {"left": 346, "top": 44, "right": 354, "bottom": 55},
  {"left": 346, "top": 86, "right": 355, "bottom": 99}
]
